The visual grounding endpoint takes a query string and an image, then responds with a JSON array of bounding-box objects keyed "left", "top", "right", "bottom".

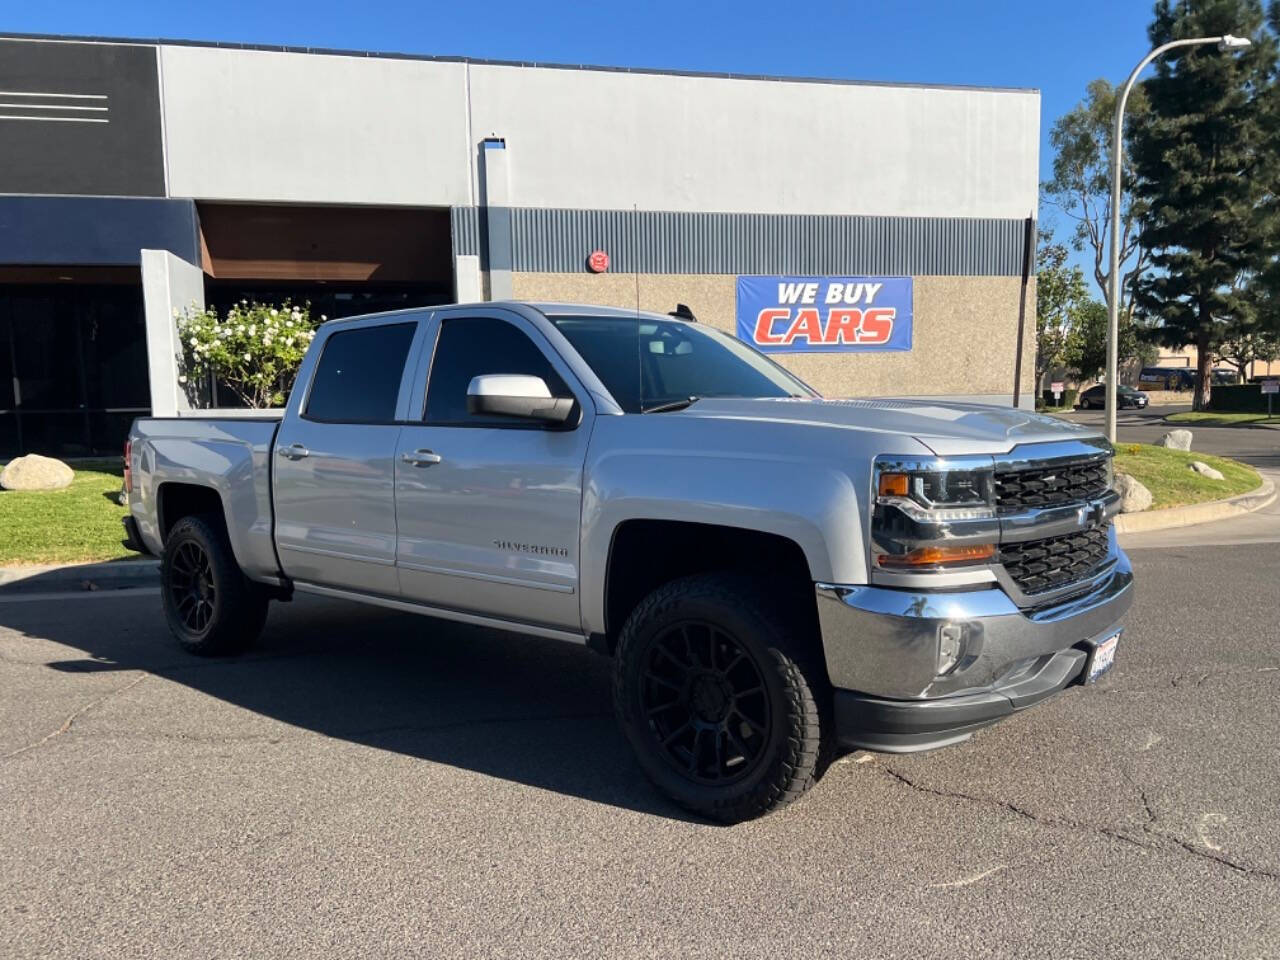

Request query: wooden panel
[{"left": 197, "top": 203, "right": 452, "bottom": 283}]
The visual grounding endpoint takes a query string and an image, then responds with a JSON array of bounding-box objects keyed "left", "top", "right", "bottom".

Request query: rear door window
[{"left": 304, "top": 323, "right": 417, "bottom": 422}]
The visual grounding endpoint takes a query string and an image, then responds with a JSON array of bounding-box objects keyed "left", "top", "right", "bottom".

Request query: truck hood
[{"left": 678, "top": 396, "right": 1102, "bottom": 455}]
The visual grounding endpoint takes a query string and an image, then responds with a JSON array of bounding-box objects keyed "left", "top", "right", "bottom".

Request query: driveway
[
  {"left": 3, "top": 525, "right": 1279, "bottom": 958},
  {"left": 1056, "top": 405, "right": 1280, "bottom": 468}
]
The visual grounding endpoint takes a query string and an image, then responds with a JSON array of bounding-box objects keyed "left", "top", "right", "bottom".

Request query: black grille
[
  {"left": 994, "top": 457, "right": 1109, "bottom": 514},
  {"left": 999, "top": 524, "right": 1111, "bottom": 596}
]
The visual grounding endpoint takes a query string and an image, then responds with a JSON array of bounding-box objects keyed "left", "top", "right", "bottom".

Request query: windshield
[{"left": 549, "top": 315, "right": 816, "bottom": 413}]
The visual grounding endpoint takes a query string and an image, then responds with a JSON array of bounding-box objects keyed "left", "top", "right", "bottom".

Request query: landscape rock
[
  {"left": 1160, "top": 429, "right": 1193, "bottom": 451},
  {"left": 0, "top": 454, "right": 74, "bottom": 492},
  {"left": 1114, "top": 472, "right": 1153, "bottom": 513},
  {"left": 1189, "top": 460, "right": 1225, "bottom": 481}
]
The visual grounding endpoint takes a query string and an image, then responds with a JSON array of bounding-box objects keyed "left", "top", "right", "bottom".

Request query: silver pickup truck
[{"left": 125, "top": 301, "right": 1133, "bottom": 822}]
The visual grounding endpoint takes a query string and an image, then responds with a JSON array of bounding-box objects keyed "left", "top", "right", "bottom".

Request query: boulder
[
  {"left": 1114, "top": 472, "right": 1153, "bottom": 513},
  {"left": 1160, "top": 429, "right": 1193, "bottom": 451},
  {"left": 1189, "top": 460, "right": 1225, "bottom": 481},
  {"left": 0, "top": 454, "right": 74, "bottom": 492}
]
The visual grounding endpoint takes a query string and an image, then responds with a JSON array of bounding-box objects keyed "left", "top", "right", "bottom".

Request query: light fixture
[{"left": 1218, "top": 34, "right": 1252, "bottom": 50}]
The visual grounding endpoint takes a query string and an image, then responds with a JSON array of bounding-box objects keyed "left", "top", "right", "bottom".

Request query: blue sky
[{"left": 5, "top": 0, "right": 1157, "bottom": 264}]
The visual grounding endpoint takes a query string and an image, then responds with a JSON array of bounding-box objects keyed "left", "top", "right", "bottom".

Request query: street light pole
[{"left": 1105, "top": 33, "right": 1251, "bottom": 443}]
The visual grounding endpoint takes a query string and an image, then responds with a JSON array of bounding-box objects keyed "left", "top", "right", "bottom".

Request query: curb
[
  {"left": 1114, "top": 475, "right": 1277, "bottom": 534},
  {"left": 0, "top": 559, "right": 159, "bottom": 594},
  {"left": 1159, "top": 416, "right": 1280, "bottom": 430}
]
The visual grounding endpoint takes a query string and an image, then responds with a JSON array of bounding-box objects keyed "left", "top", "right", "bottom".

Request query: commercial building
[{"left": 0, "top": 33, "right": 1040, "bottom": 458}]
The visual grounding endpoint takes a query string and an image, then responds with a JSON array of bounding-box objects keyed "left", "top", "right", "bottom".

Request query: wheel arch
[{"left": 596, "top": 519, "right": 820, "bottom": 653}]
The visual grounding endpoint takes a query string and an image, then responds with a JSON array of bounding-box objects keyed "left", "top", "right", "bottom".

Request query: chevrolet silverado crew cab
[{"left": 125, "top": 302, "right": 1133, "bottom": 822}]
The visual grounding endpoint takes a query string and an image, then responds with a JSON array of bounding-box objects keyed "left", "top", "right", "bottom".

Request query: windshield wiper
[{"left": 642, "top": 396, "right": 700, "bottom": 414}]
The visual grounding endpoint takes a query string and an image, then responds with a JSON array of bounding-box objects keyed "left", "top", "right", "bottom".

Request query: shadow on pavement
[{"left": 6, "top": 590, "right": 701, "bottom": 823}]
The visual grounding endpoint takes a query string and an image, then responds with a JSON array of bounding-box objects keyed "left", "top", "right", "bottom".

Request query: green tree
[
  {"left": 1065, "top": 299, "right": 1148, "bottom": 381},
  {"left": 1035, "top": 231, "right": 1090, "bottom": 387},
  {"left": 1221, "top": 263, "right": 1280, "bottom": 374},
  {"left": 1129, "top": 0, "right": 1280, "bottom": 410},
  {"left": 1043, "top": 78, "right": 1150, "bottom": 317}
]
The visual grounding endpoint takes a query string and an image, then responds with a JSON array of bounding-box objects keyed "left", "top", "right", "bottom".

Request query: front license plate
[{"left": 1087, "top": 632, "right": 1120, "bottom": 683}]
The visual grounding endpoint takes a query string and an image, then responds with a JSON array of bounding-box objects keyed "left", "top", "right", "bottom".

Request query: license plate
[{"left": 1087, "top": 632, "right": 1120, "bottom": 683}]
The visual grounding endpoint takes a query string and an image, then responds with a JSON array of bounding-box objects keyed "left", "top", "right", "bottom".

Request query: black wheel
[
  {"left": 161, "top": 514, "right": 268, "bottom": 656},
  {"left": 1081, "top": 398, "right": 1093, "bottom": 410},
  {"left": 613, "top": 573, "right": 831, "bottom": 823}
]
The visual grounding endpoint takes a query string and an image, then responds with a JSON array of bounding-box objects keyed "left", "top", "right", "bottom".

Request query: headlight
[
  {"left": 875, "top": 465, "right": 995, "bottom": 521},
  {"left": 872, "top": 458, "right": 998, "bottom": 571}
]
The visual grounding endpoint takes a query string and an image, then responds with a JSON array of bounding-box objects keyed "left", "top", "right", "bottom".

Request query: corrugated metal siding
[
  {"left": 451, "top": 206, "right": 481, "bottom": 257},
  {"left": 452, "top": 206, "right": 1029, "bottom": 276}
]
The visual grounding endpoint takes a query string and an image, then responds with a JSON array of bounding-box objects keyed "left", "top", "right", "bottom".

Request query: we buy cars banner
[{"left": 735, "top": 276, "right": 913, "bottom": 353}]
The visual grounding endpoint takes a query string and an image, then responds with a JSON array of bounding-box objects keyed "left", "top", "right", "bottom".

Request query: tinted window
[
  {"left": 425, "top": 316, "right": 569, "bottom": 425},
  {"left": 550, "top": 315, "right": 812, "bottom": 413},
  {"left": 305, "top": 323, "right": 416, "bottom": 422}
]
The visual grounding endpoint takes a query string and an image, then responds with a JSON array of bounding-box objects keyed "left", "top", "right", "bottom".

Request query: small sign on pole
[
  {"left": 1263, "top": 378, "right": 1279, "bottom": 418},
  {"left": 1050, "top": 381, "right": 1065, "bottom": 405}
]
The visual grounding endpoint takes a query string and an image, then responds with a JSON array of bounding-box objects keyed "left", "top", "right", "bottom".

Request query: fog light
[{"left": 937, "top": 623, "right": 965, "bottom": 676}]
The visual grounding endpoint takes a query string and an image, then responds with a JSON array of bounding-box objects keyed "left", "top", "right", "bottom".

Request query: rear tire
[
  {"left": 161, "top": 514, "right": 268, "bottom": 656},
  {"left": 613, "top": 573, "right": 831, "bottom": 823}
]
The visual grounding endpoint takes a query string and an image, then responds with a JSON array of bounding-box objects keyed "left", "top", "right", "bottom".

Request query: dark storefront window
[{"left": 0, "top": 282, "right": 148, "bottom": 459}]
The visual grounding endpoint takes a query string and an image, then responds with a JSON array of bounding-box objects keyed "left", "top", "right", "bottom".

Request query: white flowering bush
[{"left": 176, "top": 300, "right": 322, "bottom": 408}]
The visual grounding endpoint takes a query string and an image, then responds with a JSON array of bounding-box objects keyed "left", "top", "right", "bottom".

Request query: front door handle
[
  {"left": 277, "top": 442, "right": 310, "bottom": 460},
  {"left": 401, "top": 449, "right": 443, "bottom": 467}
]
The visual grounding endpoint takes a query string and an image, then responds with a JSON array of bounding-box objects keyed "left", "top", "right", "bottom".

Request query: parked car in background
[
  {"left": 1077, "top": 383, "right": 1149, "bottom": 410},
  {"left": 1211, "top": 369, "right": 1241, "bottom": 385}
]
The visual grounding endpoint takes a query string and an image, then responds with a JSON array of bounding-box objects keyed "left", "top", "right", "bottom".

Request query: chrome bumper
[{"left": 815, "top": 546, "right": 1134, "bottom": 703}]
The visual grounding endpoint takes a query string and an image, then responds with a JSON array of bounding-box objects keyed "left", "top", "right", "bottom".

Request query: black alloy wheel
[
  {"left": 168, "top": 540, "right": 217, "bottom": 633},
  {"left": 613, "top": 573, "right": 831, "bottom": 823},
  {"left": 160, "top": 514, "right": 269, "bottom": 656},
  {"left": 640, "top": 620, "right": 771, "bottom": 785}
]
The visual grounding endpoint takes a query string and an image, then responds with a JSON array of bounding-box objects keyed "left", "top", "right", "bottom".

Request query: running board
[{"left": 291, "top": 581, "right": 589, "bottom": 645}]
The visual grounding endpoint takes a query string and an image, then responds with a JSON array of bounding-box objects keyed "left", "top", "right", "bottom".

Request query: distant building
[{"left": 1, "top": 34, "right": 1040, "bottom": 458}]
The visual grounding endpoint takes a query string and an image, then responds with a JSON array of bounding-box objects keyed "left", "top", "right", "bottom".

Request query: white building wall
[
  {"left": 159, "top": 46, "right": 473, "bottom": 206},
  {"left": 466, "top": 64, "right": 1039, "bottom": 219},
  {"left": 157, "top": 44, "right": 1038, "bottom": 220}
]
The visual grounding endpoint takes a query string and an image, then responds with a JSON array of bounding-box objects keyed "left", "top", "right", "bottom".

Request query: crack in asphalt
[
  {"left": 876, "top": 760, "right": 1280, "bottom": 885},
  {"left": 2, "top": 673, "right": 148, "bottom": 760}
]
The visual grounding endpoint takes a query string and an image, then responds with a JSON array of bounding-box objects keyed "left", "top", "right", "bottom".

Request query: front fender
[{"left": 579, "top": 448, "right": 863, "bottom": 638}]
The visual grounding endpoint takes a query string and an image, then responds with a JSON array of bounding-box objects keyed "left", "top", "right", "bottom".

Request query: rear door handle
[
  {"left": 401, "top": 449, "right": 443, "bottom": 467},
  {"left": 277, "top": 443, "right": 310, "bottom": 460}
]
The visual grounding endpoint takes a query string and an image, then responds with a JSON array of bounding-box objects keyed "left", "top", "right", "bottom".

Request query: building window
[{"left": 0, "top": 275, "right": 147, "bottom": 458}]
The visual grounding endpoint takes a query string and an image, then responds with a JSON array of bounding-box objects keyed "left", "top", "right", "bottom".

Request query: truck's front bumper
[{"left": 815, "top": 549, "right": 1133, "bottom": 752}]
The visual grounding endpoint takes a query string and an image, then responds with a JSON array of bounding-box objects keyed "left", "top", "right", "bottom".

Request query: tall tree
[
  {"left": 1064, "top": 298, "right": 1150, "bottom": 381},
  {"left": 1043, "top": 79, "right": 1150, "bottom": 317},
  {"left": 1129, "top": 0, "right": 1280, "bottom": 410},
  {"left": 1035, "top": 231, "right": 1090, "bottom": 388}
]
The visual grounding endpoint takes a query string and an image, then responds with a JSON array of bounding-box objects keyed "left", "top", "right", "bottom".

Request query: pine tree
[{"left": 1129, "top": 0, "right": 1279, "bottom": 410}]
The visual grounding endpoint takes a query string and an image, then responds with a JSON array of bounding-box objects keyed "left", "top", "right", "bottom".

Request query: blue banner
[{"left": 735, "top": 276, "right": 913, "bottom": 353}]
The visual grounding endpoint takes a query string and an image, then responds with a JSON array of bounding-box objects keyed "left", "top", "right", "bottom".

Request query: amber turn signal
[
  {"left": 878, "top": 472, "right": 910, "bottom": 497},
  {"left": 877, "top": 543, "right": 996, "bottom": 568}
]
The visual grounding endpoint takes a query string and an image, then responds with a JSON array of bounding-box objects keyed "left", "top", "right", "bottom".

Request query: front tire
[
  {"left": 613, "top": 574, "right": 831, "bottom": 823},
  {"left": 161, "top": 514, "right": 268, "bottom": 656}
]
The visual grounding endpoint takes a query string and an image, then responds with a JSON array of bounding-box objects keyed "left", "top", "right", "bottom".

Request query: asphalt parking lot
[
  {"left": 1058, "top": 404, "right": 1280, "bottom": 469},
  {"left": 3, "top": 502, "right": 1280, "bottom": 958}
]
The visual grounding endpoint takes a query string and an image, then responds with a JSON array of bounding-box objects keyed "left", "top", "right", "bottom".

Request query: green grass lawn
[
  {"left": 1113, "top": 444, "right": 1262, "bottom": 509},
  {"left": 0, "top": 459, "right": 135, "bottom": 565},
  {"left": 1165, "top": 411, "right": 1280, "bottom": 426}
]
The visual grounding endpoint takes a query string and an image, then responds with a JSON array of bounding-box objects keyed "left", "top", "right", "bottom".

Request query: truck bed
[{"left": 128, "top": 416, "right": 283, "bottom": 583}]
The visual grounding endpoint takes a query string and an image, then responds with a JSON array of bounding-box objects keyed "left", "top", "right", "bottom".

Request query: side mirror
[{"left": 466, "top": 374, "right": 576, "bottom": 424}]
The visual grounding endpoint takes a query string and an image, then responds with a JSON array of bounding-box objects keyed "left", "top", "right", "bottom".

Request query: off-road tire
[
  {"left": 161, "top": 514, "right": 269, "bottom": 656},
  {"left": 613, "top": 573, "right": 832, "bottom": 823}
]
